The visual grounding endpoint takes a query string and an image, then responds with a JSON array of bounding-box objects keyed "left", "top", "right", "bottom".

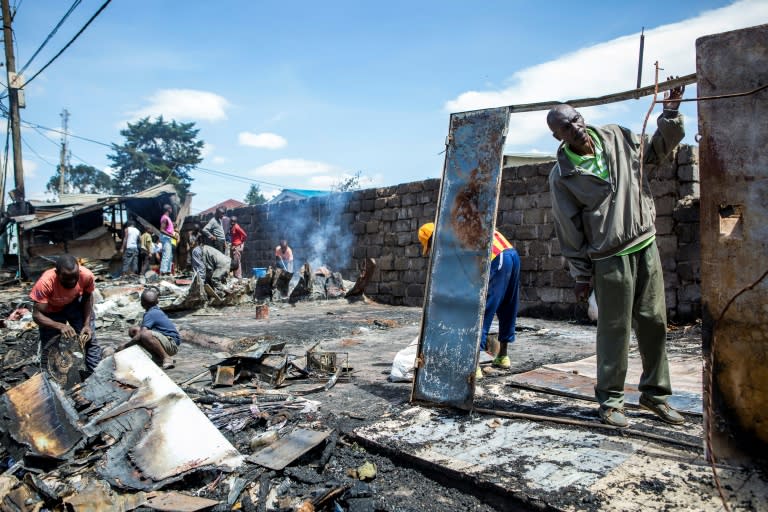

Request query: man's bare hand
[
  {"left": 574, "top": 282, "right": 591, "bottom": 301},
  {"left": 664, "top": 76, "right": 685, "bottom": 111},
  {"left": 60, "top": 323, "right": 77, "bottom": 339}
]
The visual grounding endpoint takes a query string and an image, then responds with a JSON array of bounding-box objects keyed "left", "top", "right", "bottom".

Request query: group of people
[
  {"left": 416, "top": 80, "right": 687, "bottom": 428},
  {"left": 34, "top": 81, "right": 687, "bottom": 429},
  {"left": 120, "top": 221, "right": 162, "bottom": 276}
]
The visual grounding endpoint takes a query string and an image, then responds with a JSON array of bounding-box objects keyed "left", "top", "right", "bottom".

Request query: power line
[
  {"left": 17, "top": 0, "right": 81, "bottom": 76},
  {"left": 22, "top": 0, "right": 111, "bottom": 88},
  {"left": 20, "top": 118, "right": 291, "bottom": 190},
  {"left": 20, "top": 134, "right": 56, "bottom": 166}
]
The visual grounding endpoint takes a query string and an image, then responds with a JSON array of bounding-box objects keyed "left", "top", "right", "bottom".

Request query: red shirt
[
  {"left": 230, "top": 223, "right": 247, "bottom": 246},
  {"left": 29, "top": 267, "right": 95, "bottom": 313}
]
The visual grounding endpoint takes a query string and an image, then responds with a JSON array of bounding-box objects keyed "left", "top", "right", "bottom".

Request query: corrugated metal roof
[{"left": 16, "top": 183, "right": 177, "bottom": 231}]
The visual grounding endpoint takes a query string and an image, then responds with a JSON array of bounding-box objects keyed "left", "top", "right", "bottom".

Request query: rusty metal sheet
[
  {"left": 0, "top": 372, "right": 82, "bottom": 460},
  {"left": 144, "top": 491, "right": 219, "bottom": 511},
  {"left": 248, "top": 428, "right": 331, "bottom": 470},
  {"left": 76, "top": 346, "right": 243, "bottom": 490},
  {"left": 508, "top": 367, "right": 701, "bottom": 414},
  {"left": 412, "top": 106, "right": 509, "bottom": 409}
]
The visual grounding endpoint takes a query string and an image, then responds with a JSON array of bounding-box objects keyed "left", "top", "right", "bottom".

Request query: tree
[
  {"left": 333, "top": 170, "right": 363, "bottom": 192},
  {"left": 45, "top": 164, "right": 113, "bottom": 197},
  {"left": 108, "top": 116, "right": 203, "bottom": 198},
  {"left": 245, "top": 183, "right": 268, "bottom": 205}
]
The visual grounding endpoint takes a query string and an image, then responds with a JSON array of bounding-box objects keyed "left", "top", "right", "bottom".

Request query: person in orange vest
[{"left": 418, "top": 222, "right": 521, "bottom": 377}]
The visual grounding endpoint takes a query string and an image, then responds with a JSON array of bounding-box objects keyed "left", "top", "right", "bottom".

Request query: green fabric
[
  {"left": 593, "top": 241, "right": 671, "bottom": 410},
  {"left": 563, "top": 128, "right": 609, "bottom": 180},
  {"left": 615, "top": 235, "right": 655, "bottom": 256}
]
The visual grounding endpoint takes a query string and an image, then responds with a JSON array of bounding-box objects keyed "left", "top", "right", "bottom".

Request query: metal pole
[
  {"left": 1, "top": 0, "right": 25, "bottom": 206},
  {"left": 58, "top": 109, "right": 69, "bottom": 196},
  {"left": 636, "top": 28, "right": 645, "bottom": 90}
]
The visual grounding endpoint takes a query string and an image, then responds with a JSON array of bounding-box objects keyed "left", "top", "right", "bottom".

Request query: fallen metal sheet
[
  {"left": 144, "top": 491, "right": 219, "bottom": 511},
  {"left": 76, "top": 346, "right": 243, "bottom": 490},
  {"left": 62, "top": 478, "right": 147, "bottom": 512},
  {"left": 0, "top": 372, "right": 82, "bottom": 460},
  {"left": 527, "top": 354, "right": 703, "bottom": 414},
  {"left": 355, "top": 407, "right": 768, "bottom": 510},
  {"left": 413, "top": 106, "right": 510, "bottom": 409},
  {"left": 248, "top": 428, "right": 332, "bottom": 470}
]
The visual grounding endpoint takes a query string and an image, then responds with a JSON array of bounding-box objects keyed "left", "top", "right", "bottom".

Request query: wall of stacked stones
[{"left": 204, "top": 145, "right": 700, "bottom": 322}]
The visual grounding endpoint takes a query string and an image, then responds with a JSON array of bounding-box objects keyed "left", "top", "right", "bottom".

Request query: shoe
[
  {"left": 598, "top": 407, "right": 628, "bottom": 428},
  {"left": 492, "top": 355, "right": 511, "bottom": 369},
  {"left": 639, "top": 395, "right": 685, "bottom": 425},
  {"left": 161, "top": 359, "right": 175, "bottom": 370},
  {"left": 475, "top": 367, "right": 483, "bottom": 380}
]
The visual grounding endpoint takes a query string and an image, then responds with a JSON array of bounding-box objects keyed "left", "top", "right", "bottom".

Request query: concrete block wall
[{"left": 195, "top": 145, "right": 701, "bottom": 322}]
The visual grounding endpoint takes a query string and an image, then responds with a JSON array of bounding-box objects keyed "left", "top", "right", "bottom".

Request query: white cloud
[
  {"left": 238, "top": 132, "right": 287, "bottom": 149},
  {"left": 211, "top": 156, "right": 229, "bottom": 165},
  {"left": 248, "top": 159, "right": 339, "bottom": 178},
  {"left": 445, "top": 0, "right": 767, "bottom": 146},
  {"left": 127, "top": 89, "right": 230, "bottom": 123}
]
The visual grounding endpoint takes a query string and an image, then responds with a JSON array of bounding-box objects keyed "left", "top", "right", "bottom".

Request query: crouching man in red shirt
[{"left": 30, "top": 254, "right": 103, "bottom": 372}]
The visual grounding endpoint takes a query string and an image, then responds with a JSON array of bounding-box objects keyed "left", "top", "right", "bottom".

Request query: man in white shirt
[{"left": 121, "top": 221, "right": 141, "bottom": 276}]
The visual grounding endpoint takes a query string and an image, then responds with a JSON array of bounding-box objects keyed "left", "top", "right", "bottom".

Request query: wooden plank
[{"left": 248, "top": 428, "right": 331, "bottom": 470}]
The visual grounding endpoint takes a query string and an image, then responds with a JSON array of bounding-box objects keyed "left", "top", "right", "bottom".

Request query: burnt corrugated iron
[
  {"left": 0, "top": 372, "right": 82, "bottom": 461},
  {"left": 74, "top": 346, "right": 243, "bottom": 490},
  {"left": 412, "top": 106, "right": 509, "bottom": 409}
]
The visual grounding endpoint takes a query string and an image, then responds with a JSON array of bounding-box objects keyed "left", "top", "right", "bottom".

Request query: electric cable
[
  {"left": 20, "top": 134, "right": 56, "bottom": 166},
  {"left": 21, "top": 0, "right": 111, "bottom": 89},
  {"left": 17, "top": 0, "right": 81, "bottom": 76}
]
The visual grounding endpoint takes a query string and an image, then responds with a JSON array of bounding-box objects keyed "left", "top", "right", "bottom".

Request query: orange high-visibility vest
[{"left": 491, "top": 231, "right": 513, "bottom": 260}]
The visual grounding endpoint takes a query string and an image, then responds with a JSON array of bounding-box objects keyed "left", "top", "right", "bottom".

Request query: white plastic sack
[
  {"left": 587, "top": 290, "right": 599, "bottom": 322},
  {"left": 388, "top": 336, "right": 419, "bottom": 382}
]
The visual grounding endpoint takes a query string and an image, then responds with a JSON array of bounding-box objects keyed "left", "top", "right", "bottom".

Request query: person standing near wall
[
  {"left": 202, "top": 207, "right": 227, "bottom": 254},
  {"left": 229, "top": 216, "right": 247, "bottom": 278},
  {"left": 417, "top": 223, "right": 521, "bottom": 379},
  {"left": 139, "top": 228, "right": 153, "bottom": 275},
  {"left": 120, "top": 221, "right": 141, "bottom": 276},
  {"left": 546, "top": 80, "right": 686, "bottom": 428},
  {"left": 275, "top": 239, "right": 294, "bottom": 272},
  {"left": 159, "top": 204, "right": 175, "bottom": 276}
]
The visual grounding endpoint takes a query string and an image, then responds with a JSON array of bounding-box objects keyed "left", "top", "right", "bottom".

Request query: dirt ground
[{"left": 2, "top": 289, "right": 748, "bottom": 511}]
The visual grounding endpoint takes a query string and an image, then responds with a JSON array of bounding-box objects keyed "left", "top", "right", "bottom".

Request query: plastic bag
[
  {"left": 587, "top": 290, "right": 599, "bottom": 322},
  {"left": 388, "top": 336, "right": 419, "bottom": 382}
]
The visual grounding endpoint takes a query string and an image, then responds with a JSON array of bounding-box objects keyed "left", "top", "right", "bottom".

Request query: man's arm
[
  {"left": 645, "top": 79, "right": 685, "bottom": 164},
  {"left": 33, "top": 302, "right": 77, "bottom": 338},
  {"left": 78, "top": 292, "right": 95, "bottom": 341},
  {"left": 201, "top": 218, "right": 215, "bottom": 240},
  {"left": 550, "top": 173, "right": 593, "bottom": 297},
  {"left": 120, "top": 228, "right": 128, "bottom": 253}
]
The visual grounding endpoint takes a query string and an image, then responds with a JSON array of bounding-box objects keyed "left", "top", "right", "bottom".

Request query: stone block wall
[{"left": 195, "top": 145, "right": 701, "bottom": 322}]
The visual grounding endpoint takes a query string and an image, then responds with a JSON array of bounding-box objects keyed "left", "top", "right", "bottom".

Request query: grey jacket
[{"left": 548, "top": 111, "right": 684, "bottom": 281}]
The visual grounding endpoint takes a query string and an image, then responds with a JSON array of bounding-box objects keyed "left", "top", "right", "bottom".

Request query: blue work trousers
[{"left": 481, "top": 248, "right": 521, "bottom": 351}]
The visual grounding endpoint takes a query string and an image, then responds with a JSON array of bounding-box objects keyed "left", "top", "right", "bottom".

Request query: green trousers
[{"left": 593, "top": 241, "right": 672, "bottom": 410}]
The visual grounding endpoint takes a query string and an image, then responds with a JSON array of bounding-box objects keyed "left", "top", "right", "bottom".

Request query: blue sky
[{"left": 5, "top": 0, "right": 766, "bottom": 212}]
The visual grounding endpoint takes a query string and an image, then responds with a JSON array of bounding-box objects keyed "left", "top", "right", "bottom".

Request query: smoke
[{"left": 272, "top": 192, "right": 354, "bottom": 273}]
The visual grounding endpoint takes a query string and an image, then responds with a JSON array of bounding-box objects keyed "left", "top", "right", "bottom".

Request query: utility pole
[
  {"left": 58, "top": 109, "right": 70, "bottom": 196},
  {"left": 1, "top": 0, "right": 24, "bottom": 210}
]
